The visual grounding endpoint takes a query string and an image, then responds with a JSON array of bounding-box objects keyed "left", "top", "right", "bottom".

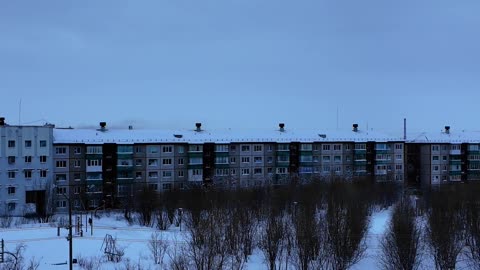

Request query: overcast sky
[{"left": 1, "top": 0, "right": 479, "bottom": 134}]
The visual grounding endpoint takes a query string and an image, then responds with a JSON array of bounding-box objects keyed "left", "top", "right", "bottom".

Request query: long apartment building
[
  {"left": 0, "top": 118, "right": 54, "bottom": 217},
  {"left": 4, "top": 117, "right": 480, "bottom": 216},
  {"left": 51, "top": 122, "right": 406, "bottom": 211}
]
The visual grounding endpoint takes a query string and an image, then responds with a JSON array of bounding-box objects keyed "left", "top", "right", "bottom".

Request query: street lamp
[{"left": 55, "top": 186, "right": 73, "bottom": 270}]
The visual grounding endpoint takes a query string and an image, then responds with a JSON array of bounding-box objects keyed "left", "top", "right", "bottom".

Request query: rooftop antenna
[
  {"left": 18, "top": 98, "right": 22, "bottom": 125},
  {"left": 336, "top": 106, "right": 339, "bottom": 130}
]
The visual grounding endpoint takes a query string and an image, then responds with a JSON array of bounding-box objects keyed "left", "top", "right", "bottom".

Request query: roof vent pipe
[
  {"left": 99, "top": 122, "right": 107, "bottom": 131},
  {"left": 128, "top": 125, "right": 133, "bottom": 130},
  {"left": 195, "top": 123, "right": 202, "bottom": 132},
  {"left": 279, "top": 123, "right": 285, "bottom": 132},
  {"left": 353, "top": 123, "right": 359, "bottom": 132},
  {"left": 445, "top": 126, "right": 450, "bottom": 134},
  {"left": 0, "top": 117, "right": 5, "bottom": 126}
]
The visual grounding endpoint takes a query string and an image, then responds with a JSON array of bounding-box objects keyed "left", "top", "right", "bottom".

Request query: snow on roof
[
  {"left": 407, "top": 130, "right": 480, "bottom": 144},
  {"left": 53, "top": 128, "right": 403, "bottom": 144}
]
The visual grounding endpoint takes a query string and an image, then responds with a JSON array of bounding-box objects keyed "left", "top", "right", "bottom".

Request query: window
[
  {"left": 253, "top": 145, "right": 263, "bottom": 152},
  {"left": 230, "top": 145, "right": 237, "bottom": 151},
  {"left": 56, "top": 200, "right": 67, "bottom": 208},
  {"left": 74, "top": 186, "right": 81, "bottom": 194},
  {"left": 40, "top": 170, "right": 47, "bottom": 178},
  {"left": 189, "top": 157, "right": 202, "bottom": 164},
  {"left": 163, "top": 183, "right": 172, "bottom": 190},
  {"left": 241, "top": 168, "right": 250, "bottom": 175},
  {"left": 300, "top": 144, "right": 312, "bottom": 151},
  {"left": 432, "top": 145, "right": 440, "bottom": 151},
  {"left": 178, "top": 170, "right": 184, "bottom": 177},
  {"left": 56, "top": 187, "right": 67, "bottom": 195},
  {"left": 39, "top": 140, "right": 47, "bottom": 147},
  {"left": 267, "top": 167, "right": 273, "bottom": 174},
  {"left": 395, "top": 144, "right": 403, "bottom": 150},
  {"left": 395, "top": 164, "right": 403, "bottom": 171},
  {"left": 7, "top": 202, "right": 16, "bottom": 212},
  {"left": 215, "top": 145, "right": 229, "bottom": 152},
  {"left": 395, "top": 154, "right": 402, "bottom": 160},
  {"left": 334, "top": 156, "right": 342, "bottom": 162},
  {"left": 215, "top": 156, "right": 228, "bottom": 164},
  {"left": 177, "top": 146, "right": 185, "bottom": 154},
  {"left": 254, "top": 168, "right": 263, "bottom": 175},
  {"left": 267, "top": 156, "right": 273, "bottom": 163},
  {"left": 322, "top": 156, "right": 331, "bottom": 162},
  {"left": 135, "top": 172, "right": 142, "bottom": 179},
  {"left": 241, "top": 157, "right": 250, "bottom": 163},
  {"left": 277, "top": 144, "right": 289, "bottom": 151},
  {"left": 87, "top": 146, "right": 102, "bottom": 154},
  {"left": 277, "top": 155, "right": 289, "bottom": 162},
  {"left": 192, "top": 169, "right": 202, "bottom": 176},
  {"left": 24, "top": 170, "right": 32, "bottom": 179},
  {"left": 135, "top": 159, "right": 143, "bottom": 166},
  {"left": 56, "top": 160, "right": 67, "bottom": 168},
  {"left": 148, "top": 146, "right": 159, "bottom": 154},
  {"left": 149, "top": 184, "right": 158, "bottom": 191},
  {"left": 433, "top": 165, "right": 439, "bottom": 171},
  {"left": 300, "top": 155, "right": 312, "bottom": 162},
  {"left": 148, "top": 159, "right": 159, "bottom": 166},
  {"left": 8, "top": 156, "right": 15, "bottom": 164},
  {"left": 333, "top": 144, "right": 342, "bottom": 151},
  {"left": 189, "top": 145, "right": 203, "bottom": 152},
  {"left": 87, "top": 159, "right": 102, "bottom": 166},
  {"left": 230, "top": 169, "right": 236, "bottom": 175},
  {"left": 230, "top": 157, "right": 236, "bottom": 163},
  {"left": 135, "top": 146, "right": 144, "bottom": 153},
  {"left": 241, "top": 145, "right": 250, "bottom": 152},
  {"left": 73, "top": 173, "right": 81, "bottom": 181},
  {"left": 162, "top": 158, "right": 173, "bottom": 165},
  {"left": 73, "top": 147, "right": 82, "bottom": 154},
  {"left": 355, "top": 144, "right": 366, "bottom": 150},
  {"left": 8, "top": 171, "right": 16, "bottom": 179},
  {"left": 322, "top": 144, "right": 331, "bottom": 151},
  {"left": 25, "top": 156, "right": 32, "bottom": 163},
  {"left": 345, "top": 144, "right": 352, "bottom": 150},
  {"left": 148, "top": 171, "right": 159, "bottom": 178},
  {"left": 8, "top": 186, "right": 16, "bottom": 195},
  {"left": 178, "top": 158, "right": 184, "bottom": 165},
  {"left": 443, "top": 156, "right": 448, "bottom": 161},
  {"left": 24, "top": 140, "right": 32, "bottom": 148},
  {"left": 56, "top": 174, "right": 67, "bottom": 181},
  {"left": 451, "top": 145, "right": 461, "bottom": 150},
  {"left": 276, "top": 167, "right": 288, "bottom": 174},
  {"left": 313, "top": 156, "right": 319, "bottom": 162},
  {"left": 162, "top": 146, "right": 173, "bottom": 153},
  {"left": 56, "top": 147, "right": 66, "bottom": 154},
  {"left": 267, "top": 145, "right": 273, "bottom": 151},
  {"left": 432, "top": 156, "right": 439, "bottom": 161},
  {"left": 163, "top": 171, "right": 172, "bottom": 178},
  {"left": 215, "top": 169, "right": 229, "bottom": 176},
  {"left": 254, "top": 156, "right": 263, "bottom": 163},
  {"left": 8, "top": 140, "right": 15, "bottom": 148},
  {"left": 74, "top": 160, "right": 81, "bottom": 167},
  {"left": 323, "top": 165, "right": 331, "bottom": 172},
  {"left": 40, "top": 156, "right": 47, "bottom": 163}
]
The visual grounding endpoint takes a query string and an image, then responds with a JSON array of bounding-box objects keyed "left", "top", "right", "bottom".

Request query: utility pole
[{"left": 68, "top": 198, "right": 73, "bottom": 270}]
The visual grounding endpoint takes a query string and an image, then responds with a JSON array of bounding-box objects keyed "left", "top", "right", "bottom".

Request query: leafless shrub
[
  {"left": 462, "top": 185, "right": 480, "bottom": 270},
  {"left": 0, "top": 243, "right": 26, "bottom": 270},
  {"left": 155, "top": 208, "right": 171, "bottom": 230},
  {"left": 77, "top": 255, "right": 103, "bottom": 270},
  {"left": 379, "top": 197, "right": 423, "bottom": 270},
  {"left": 167, "top": 241, "right": 189, "bottom": 270},
  {"left": 148, "top": 232, "right": 168, "bottom": 266}
]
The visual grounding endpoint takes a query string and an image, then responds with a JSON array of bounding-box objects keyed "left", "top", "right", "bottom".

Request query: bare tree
[
  {"left": 426, "top": 188, "right": 466, "bottom": 270},
  {"left": 185, "top": 208, "right": 228, "bottom": 270},
  {"left": 292, "top": 204, "right": 324, "bottom": 270},
  {"left": 379, "top": 197, "right": 423, "bottom": 270},
  {"left": 324, "top": 181, "right": 370, "bottom": 270},
  {"left": 463, "top": 185, "right": 480, "bottom": 270},
  {"left": 259, "top": 211, "right": 286, "bottom": 270},
  {"left": 134, "top": 184, "right": 159, "bottom": 226}
]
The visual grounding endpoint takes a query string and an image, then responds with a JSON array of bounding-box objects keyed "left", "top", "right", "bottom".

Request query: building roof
[
  {"left": 53, "top": 127, "right": 403, "bottom": 144},
  {"left": 407, "top": 130, "right": 480, "bottom": 144}
]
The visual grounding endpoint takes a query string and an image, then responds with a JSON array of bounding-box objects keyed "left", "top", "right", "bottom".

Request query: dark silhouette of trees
[
  {"left": 426, "top": 187, "right": 466, "bottom": 270},
  {"left": 379, "top": 197, "right": 423, "bottom": 270}
]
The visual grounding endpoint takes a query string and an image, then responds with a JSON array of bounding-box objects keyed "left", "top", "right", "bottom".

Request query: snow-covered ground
[{"left": 0, "top": 208, "right": 418, "bottom": 270}]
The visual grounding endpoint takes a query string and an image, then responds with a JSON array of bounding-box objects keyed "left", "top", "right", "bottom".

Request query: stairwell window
[
  {"left": 8, "top": 140, "right": 15, "bottom": 148},
  {"left": 8, "top": 186, "right": 16, "bottom": 195},
  {"left": 25, "top": 140, "right": 32, "bottom": 148}
]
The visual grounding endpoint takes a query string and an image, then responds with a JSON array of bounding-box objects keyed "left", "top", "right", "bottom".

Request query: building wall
[{"left": 0, "top": 125, "right": 54, "bottom": 216}]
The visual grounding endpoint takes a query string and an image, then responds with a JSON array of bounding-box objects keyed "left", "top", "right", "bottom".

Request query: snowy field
[{"left": 0, "top": 209, "right": 437, "bottom": 270}]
